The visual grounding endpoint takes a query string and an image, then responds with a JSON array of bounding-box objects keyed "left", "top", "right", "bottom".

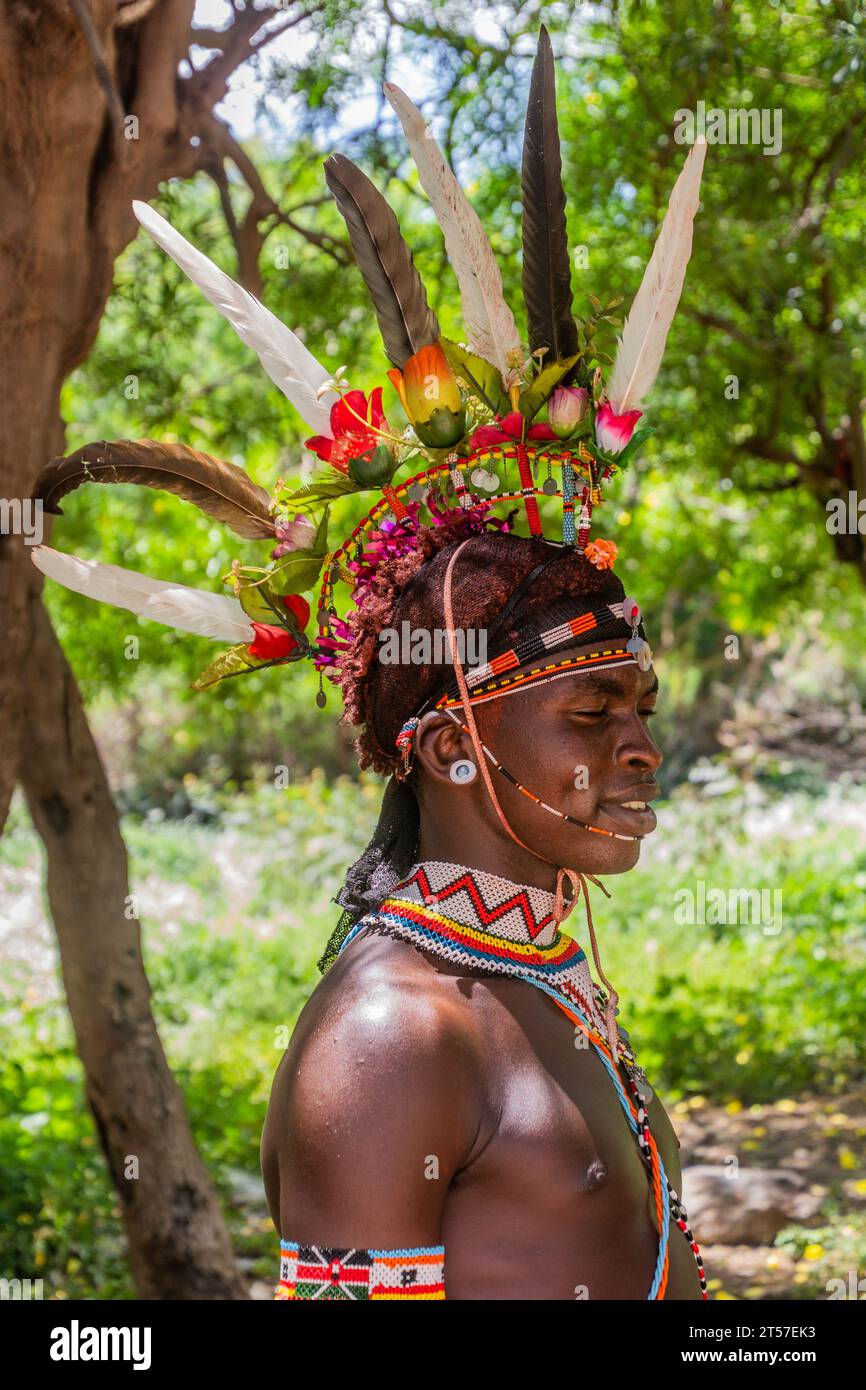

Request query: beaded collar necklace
[{"left": 338, "top": 858, "right": 708, "bottom": 1302}]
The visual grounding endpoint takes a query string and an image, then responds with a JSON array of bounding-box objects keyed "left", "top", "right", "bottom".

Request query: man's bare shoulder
[
  {"left": 262, "top": 927, "right": 493, "bottom": 1217},
  {"left": 269, "top": 927, "right": 491, "bottom": 1131}
]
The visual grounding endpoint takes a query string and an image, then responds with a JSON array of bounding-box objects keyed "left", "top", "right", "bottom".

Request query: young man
[
  {"left": 30, "top": 26, "right": 707, "bottom": 1302},
  {"left": 261, "top": 532, "right": 706, "bottom": 1300}
]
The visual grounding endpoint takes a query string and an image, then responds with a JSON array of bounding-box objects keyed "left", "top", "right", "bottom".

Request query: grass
[{"left": 1, "top": 773, "right": 864, "bottom": 1297}]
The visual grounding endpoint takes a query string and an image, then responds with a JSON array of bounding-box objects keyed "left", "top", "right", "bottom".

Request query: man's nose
[{"left": 618, "top": 721, "right": 663, "bottom": 772}]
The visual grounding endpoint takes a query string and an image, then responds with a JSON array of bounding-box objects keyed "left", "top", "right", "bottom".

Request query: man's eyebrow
[{"left": 560, "top": 672, "right": 660, "bottom": 698}]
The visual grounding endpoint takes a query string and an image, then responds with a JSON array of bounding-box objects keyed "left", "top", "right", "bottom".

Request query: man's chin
[{"left": 552, "top": 830, "right": 643, "bottom": 877}]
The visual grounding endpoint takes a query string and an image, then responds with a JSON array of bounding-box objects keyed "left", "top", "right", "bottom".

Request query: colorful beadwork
[
  {"left": 562, "top": 460, "right": 576, "bottom": 544},
  {"left": 314, "top": 451, "right": 615, "bottom": 642},
  {"left": 435, "top": 647, "right": 635, "bottom": 709},
  {"left": 395, "top": 716, "right": 420, "bottom": 773},
  {"left": 337, "top": 861, "right": 708, "bottom": 1302},
  {"left": 275, "top": 1239, "right": 446, "bottom": 1300},
  {"left": 461, "top": 600, "right": 629, "bottom": 690}
]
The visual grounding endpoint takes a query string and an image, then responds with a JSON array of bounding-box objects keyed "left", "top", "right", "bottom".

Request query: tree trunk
[
  {"left": 0, "top": 0, "right": 286, "bottom": 1298},
  {"left": 19, "top": 600, "right": 246, "bottom": 1299}
]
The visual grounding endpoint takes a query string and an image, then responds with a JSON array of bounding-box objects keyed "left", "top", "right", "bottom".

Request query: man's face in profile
[{"left": 466, "top": 638, "right": 663, "bottom": 875}]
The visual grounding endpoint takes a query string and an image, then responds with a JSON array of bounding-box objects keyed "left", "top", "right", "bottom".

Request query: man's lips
[{"left": 594, "top": 784, "right": 660, "bottom": 836}]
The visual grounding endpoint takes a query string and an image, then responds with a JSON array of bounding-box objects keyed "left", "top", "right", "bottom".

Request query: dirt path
[{"left": 675, "top": 1087, "right": 866, "bottom": 1299}]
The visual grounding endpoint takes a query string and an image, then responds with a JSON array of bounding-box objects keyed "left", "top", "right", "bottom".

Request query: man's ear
[{"left": 414, "top": 711, "right": 473, "bottom": 786}]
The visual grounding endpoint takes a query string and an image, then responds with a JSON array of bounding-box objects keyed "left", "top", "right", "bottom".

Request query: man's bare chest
[{"left": 439, "top": 976, "right": 697, "bottom": 1298}]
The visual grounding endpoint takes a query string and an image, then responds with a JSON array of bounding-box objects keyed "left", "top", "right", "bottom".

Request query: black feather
[
  {"left": 324, "top": 153, "right": 440, "bottom": 369},
  {"left": 521, "top": 26, "right": 578, "bottom": 365}
]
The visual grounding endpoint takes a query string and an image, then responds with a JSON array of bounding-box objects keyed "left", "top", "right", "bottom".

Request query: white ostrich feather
[
  {"left": 132, "top": 201, "right": 336, "bottom": 435},
  {"left": 32, "top": 546, "right": 255, "bottom": 644},
  {"left": 384, "top": 83, "right": 522, "bottom": 388},
  {"left": 607, "top": 138, "right": 707, "bottom": 415}
]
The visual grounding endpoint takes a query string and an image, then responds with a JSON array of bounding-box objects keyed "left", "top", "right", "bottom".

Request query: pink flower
[
  {"left": 313, "top": 615, "right": 354, "bottom": 671},
  {"left": 271, "top": 514, "right": 315, "bottom": 559},
  {"left": 548, "top": 386, "right": 588, "bottom": 438},
  {"left": 469, "top": 411, "right": 556, "bottom": 449},
  {"left": 595, "top": 402, "right": 642, "bottom": 455}
]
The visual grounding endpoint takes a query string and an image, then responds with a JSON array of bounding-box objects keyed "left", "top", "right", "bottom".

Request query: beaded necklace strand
[{"left": 440, "top": 705, "right": 642, "bottom": 841}]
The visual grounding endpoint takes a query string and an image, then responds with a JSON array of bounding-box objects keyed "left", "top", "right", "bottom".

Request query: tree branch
[
  {"left": 195, "top": 113, "right": 352, "bottom": 268},
  {"left": 189, "top": 4, "right": 322, "bottom": 109},
  {"left": 69, "top": 0, "right": 126, "bottom": 139}
]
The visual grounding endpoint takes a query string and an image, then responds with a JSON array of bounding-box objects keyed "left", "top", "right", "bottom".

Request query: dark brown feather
[
  {"left": 33, "top": 439, "right": 277, "bottom": 540},
  {"left": 521, "top": 26, "right": 578, "bottom": 365},
  {"left": 324, "top": 152, "right": 440, "bottom": 368}
]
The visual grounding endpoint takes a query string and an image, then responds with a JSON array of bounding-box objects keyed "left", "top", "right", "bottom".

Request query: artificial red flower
[
  {"left": 246, "top": 594, "right": 310, "bottom": 660},
  {"left": 469, "top": 411, "right": 556, "bottom": 449},
  {"left": 305, "top": 388, "right": 388, "bottom": 473}
]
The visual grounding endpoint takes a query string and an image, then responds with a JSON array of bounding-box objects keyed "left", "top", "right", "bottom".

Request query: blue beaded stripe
[
  {"left": 562, "top": 461, "right": 576, "bottom": 544},
  {"left": 280, "top": 1240, "right": 445, "bottom": 1257},
  {"left": 338, "top": 914, "right": 671, "bottom": 1301},
  {"left": 528, "top": 976, "right": 670, "bottom": 1300},
  {"left": 343, "top": 909, "right": 590, "bottom": 983}
]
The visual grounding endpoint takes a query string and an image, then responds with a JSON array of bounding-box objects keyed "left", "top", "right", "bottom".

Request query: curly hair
[
  {"left": 356, "top": 530, "right": 637, "bottom": 774},
  {"left": 317, "top": 529, "right": 644, "bottom": 972}
]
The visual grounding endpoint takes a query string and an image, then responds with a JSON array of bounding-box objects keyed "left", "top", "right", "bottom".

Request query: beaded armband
[{"left": 275, "top": 1238, "right": 446, "bottom": 1300}]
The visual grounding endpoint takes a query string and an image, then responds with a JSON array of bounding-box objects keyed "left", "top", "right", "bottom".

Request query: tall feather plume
[
  {"left": 323, "top": 153, "right": 440, "bottom": 369},
  {"left": 132, "top": 201, "right": 336, "bottom": 435},
  {"left": 33, "top": 439, "right": 278, "bottom": 541},
  {"left": 31, "top": 546, "right": 256, "bottom": 644},
  {"left": 521, "top": 25, "right": 578, "bottom": 365},
  {"left": 606, "top": 138, "right": 707, "bottom": 415},
  {"left": 384, "top": 82, "right": 523, "bottom": 388}
]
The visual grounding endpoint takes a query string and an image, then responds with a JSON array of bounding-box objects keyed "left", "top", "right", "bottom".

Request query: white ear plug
[{"left": 449, "top": 759, "right": 477, "bottom": 784}]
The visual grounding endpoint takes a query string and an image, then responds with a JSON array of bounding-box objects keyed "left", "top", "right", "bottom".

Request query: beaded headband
[{"left": 29, "top": 28, "right": 704, "bottom": 734}]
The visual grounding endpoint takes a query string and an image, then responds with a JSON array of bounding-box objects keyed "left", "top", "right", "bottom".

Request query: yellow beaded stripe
[
  {"left": 435, "top": 647, "right": 635, "bottom": 709},
  {"left": 384, "top": 894, "right": 579, "bottom": 964}
]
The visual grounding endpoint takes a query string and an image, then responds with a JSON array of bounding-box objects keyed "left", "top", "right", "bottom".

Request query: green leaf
[
  {"left": 270, "top": 507, "right": 329, "bottom": 595},
  {"left": 236, "top": 580, "right": 283, "bottom": 625},
  {"left": 191, "top": 645, "right": 269, "bottom": 691},
  {"left": 440, "top": 338, "right": 508, "bottom": 416},
  {"left": 520, "top": 355, "right": 579, "bottom": 421},
  {"left": 280, "top": 474, "right": 358, "bottom": 513},
  {"left": 614, "top": 424, "right": 657, "bottom": 469}
]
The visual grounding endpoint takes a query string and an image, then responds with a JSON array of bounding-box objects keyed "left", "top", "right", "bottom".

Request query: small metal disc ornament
[
  {"left": 407, "top": 482, "right": 427, "bottom": 502},
  {"left": 542, "top": 476, "right": 558, "bottom": 495},
  {"left": 470, "top": 467, "right": 499, "bottom": 492}
]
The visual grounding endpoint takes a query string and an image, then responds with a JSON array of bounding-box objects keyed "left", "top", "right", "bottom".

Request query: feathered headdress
[{"left": 31, "top": 26, "right": 705, "bottom": 706}]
